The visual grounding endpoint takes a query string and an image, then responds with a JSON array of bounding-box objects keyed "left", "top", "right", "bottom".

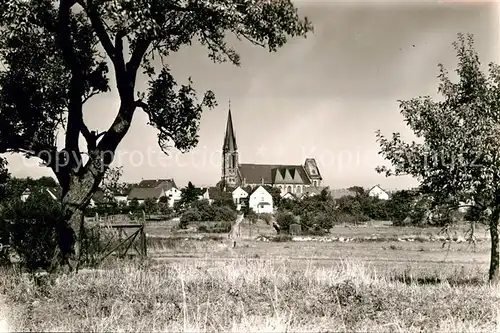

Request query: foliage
[
  {"left": 376, "top": 33, "right": 500, "bottom": 282},
  {"left": 143, "top": 198, "right": 157, "bottom": 215},
  {"left": 275, "top": 211, "right": 296, "bottom": 231},
  {"left": 263, "top": 185, "right": 281, "bottom": 207},
  {"left": 180, "top": 200, "right": 236, "bottom": 228},
  {"left": 100, "top": 166, "right": 125, "bottom": 202},
  {"left": 2, "top": 191, "right": 72, "bottom": 272},
  {"left": 0, "top": 0, "right": 312, "bottom": 266},
  {"left": 179, "top": 182, "right": 202, "bottom": 208}
]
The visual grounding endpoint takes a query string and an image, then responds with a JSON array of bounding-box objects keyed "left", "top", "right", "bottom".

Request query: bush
[
  {"left": 276, "top": 211, "right": 296, "bottom": 231},
  {"left": 3, "top": 193, "right": 73, "bottom": 272},
  {"left": 313, "top": 212, "right": 333, "bottom": 230},
  {"left": 212, "top": 205, "right": 237, "bottom": 222},
  {"left": 180, "top": 209, "right": 201, "bottom": 228}
]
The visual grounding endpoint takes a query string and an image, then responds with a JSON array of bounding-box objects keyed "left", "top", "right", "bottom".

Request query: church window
[
  {"left": 287, "top": 186, "right": 292, "bottom": 193},
  {"left": 232, "top": 155, "right": 237, "bottom": 168}
]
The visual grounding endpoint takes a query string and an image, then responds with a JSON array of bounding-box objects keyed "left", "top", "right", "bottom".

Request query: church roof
[
  {"left": 223, "top": 109, "right": 237, "bottom": 152},
  {"left": 239, "top": 164, "right": 311, "bottom": 185}
]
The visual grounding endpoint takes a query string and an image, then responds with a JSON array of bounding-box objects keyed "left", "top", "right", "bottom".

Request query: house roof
[
  {"left": 127, "top": 187, "right": 164, "bottom": 200},
  {"left": 239, "top": 164, "right": 311, "bottom": 185},
  {"left": 249, "top": 185, "right": 271, "bottom": 196},
  {"left": 368, "top": 184, "right": 387, "bottom": 193},
  {"left": 232, "top": 186, "right": 248, "bottom": 194},
  {"left": 282, "top": 192, "right": 297, "bottom": 200},
  {"left": 223, "top": 108, "right": 238, "bottom": 152},
  {"left": 137, "top": 179, "right": 177, "bottom": 190}
]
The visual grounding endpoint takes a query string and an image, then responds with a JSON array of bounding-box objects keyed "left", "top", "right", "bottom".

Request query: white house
[
  {"left": 164, "top": 186, "right": 182, "bottom": 208},
  {"left": 282, "top": 192, "right": 296, "bottom": 200},
  {"left": 368, "top": 185, "right": 390, "bottom": 200},
  {"left": 249, "top": 185, "right": 274, "bottom": 214},
  {"left": 232, "top": 186, "right": 249, "bottom": 204},
  {"left": 197, "top": 188, "right": 213, "bottom": 204}
]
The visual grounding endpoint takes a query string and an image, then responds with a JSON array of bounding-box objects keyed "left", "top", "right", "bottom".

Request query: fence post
[{"left": 140, "top": 224, "right": 147, "bottom": 259}]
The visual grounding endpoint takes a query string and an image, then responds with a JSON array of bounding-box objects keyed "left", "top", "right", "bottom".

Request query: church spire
[{"left": 223, "top": 100, "right": 237, "bottom": 152}]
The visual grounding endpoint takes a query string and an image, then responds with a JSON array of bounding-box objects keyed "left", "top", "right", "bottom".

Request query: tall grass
[{"left": 0, "top": 258, "right": 498, "bottom": 332}]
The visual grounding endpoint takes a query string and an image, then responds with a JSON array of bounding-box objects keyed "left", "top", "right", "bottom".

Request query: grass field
[{"left": 0, "top": 220, "right": 498, "bottom": 332}]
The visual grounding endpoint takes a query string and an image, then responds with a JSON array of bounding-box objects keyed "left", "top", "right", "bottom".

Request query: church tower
[{"left": 221, "top": 101, "right": 239, "bottom": 188}]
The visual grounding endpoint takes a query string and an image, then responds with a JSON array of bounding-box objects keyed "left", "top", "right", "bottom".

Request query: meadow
[{"left": 0, "top": 219, "right": 498, "bottom": 332}]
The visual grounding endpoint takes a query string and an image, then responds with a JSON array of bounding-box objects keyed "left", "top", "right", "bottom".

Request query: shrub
[
  {"left": 211, "top": 205, "right": 236, "bottom": 222},
  {"left": 180, "top": 209, "right": 201, "bottom": 228},
  {"left": 276, "top": 211, "right": 296, "bottom": 231},
  {"left": 3, "top": 193, "right": 73, "bottom": 272},
  {"left": 313, "top": 212, "right": 333, "bottom": 230}
]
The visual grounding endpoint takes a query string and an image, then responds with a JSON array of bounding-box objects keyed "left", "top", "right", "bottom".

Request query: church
[{"left": 221, "top": 106, "right": 323, "bottom": 197}]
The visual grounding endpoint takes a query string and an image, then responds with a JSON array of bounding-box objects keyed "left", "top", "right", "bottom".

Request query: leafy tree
[
  {"left": 0, "top": 0, "right": 312, "bottom": 268},
  {"left": 263, "top": 185, "right": 281, "bottom": 207},
  {"left": 180, "top": 181, "right": 202, "bottom": 207},
  {"left": 347, "top": 186, "right": 366, "bottom": 197},
  {"left": 143, "top": 198, "right": 157, "bottom": 215},
  {"left": 376, "top": 33, "right": 500, "bottom": 284},
  {"left": 100, "top": 166, "right": 124, "bottom": 202}
]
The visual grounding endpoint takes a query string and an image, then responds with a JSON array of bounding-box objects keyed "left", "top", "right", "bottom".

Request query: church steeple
[
  {"left": 221, "top": 100, "right": 239, "bottom": 188},
  {"left": 223, "top": 100, "right": 237, "bottom": 152}
]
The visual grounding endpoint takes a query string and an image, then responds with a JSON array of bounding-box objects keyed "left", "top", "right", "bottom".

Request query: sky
[{"left": 4, "top": 1, "right": 500, "bottom": 190}]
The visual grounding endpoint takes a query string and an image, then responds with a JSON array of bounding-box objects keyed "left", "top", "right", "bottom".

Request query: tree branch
[{"left": 126, "top": 37, "right": 152, "bottom": 77}]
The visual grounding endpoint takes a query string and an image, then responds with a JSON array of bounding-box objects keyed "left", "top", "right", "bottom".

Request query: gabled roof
[
  {"left": 232, "top": 186, "right": 248, "bottom": 195},
  {"left": 368, "top": 184, "right": 387, "bottom": 193},
  {"left": 282, "top": 192, "right": 297, "bottom": 200},
  {"left": 223, "top": 108, "right": 237, "bottom": 152},
  {"left": 249, "top": 185, "right": 271, "bottom": 196},
  {"left": 137, "top": 179, "right": 177, "bottom": 190},
  {"left": 127, "top": 187, "right": 164, "bottom": 200},
  {"left": 239, "top": 164, "right": 311, "bottom": 185}
]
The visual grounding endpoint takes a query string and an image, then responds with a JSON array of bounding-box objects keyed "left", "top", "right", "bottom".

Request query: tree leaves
[{"left": 376, "top": 33, "right": 500, "bottom": 211}]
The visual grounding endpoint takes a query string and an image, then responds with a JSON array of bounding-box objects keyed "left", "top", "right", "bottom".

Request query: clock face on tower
[{"left": 307, "top": 161, "right": 317, "bottom": 176}]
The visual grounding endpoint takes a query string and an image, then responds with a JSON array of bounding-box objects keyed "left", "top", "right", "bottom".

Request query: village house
[
  {"left": 197, "top": 188, "right": 212, "bottom": 203},
  {"left": 127, "top": 178, "right": 181, "bottom": 207},
  {"left": 220, "top": 107, "right": 323, "bottom": 196},
  {"left": 367, "top": 185, "right": 390, "bottom": 200},
  {"left": 232, "top": 186, "right": 249, "bottom": 210},
  {"left": 248, "top": 185, "right": 274, "bottom": 214},
  {"left": 281, "top": 192, "right": 296, "bottom": 200}
]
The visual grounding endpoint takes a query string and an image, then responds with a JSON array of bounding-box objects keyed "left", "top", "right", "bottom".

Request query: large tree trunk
[
  {"left": 58, "top": 167, "right": 104, "bottom": 271},
  {"left": 489, "top": 207, "right": 500, "bottom": 284}
]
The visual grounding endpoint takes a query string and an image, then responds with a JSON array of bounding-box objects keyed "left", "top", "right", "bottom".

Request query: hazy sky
[{"left": 4, "top": 1, "right": 500, "bottom": 189}]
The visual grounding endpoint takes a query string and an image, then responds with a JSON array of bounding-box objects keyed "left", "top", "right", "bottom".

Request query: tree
[
  {"left": 100, "top": 166, "right": 124, "bottom": 202},
  {"left": 348, "top": 186, "right": 366, "bottom": 197},
  {"left": 376, "top": 33, "right": 500, "bottom": 284},
  {"left": 263, "top": 185, "right": 282, "bottom": 207},
  {"left": 0, "top": 0, "right": 313, "bottom": 268},
  {"left": 180, "top": 181, "right": 202, "bottom": 207}
]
